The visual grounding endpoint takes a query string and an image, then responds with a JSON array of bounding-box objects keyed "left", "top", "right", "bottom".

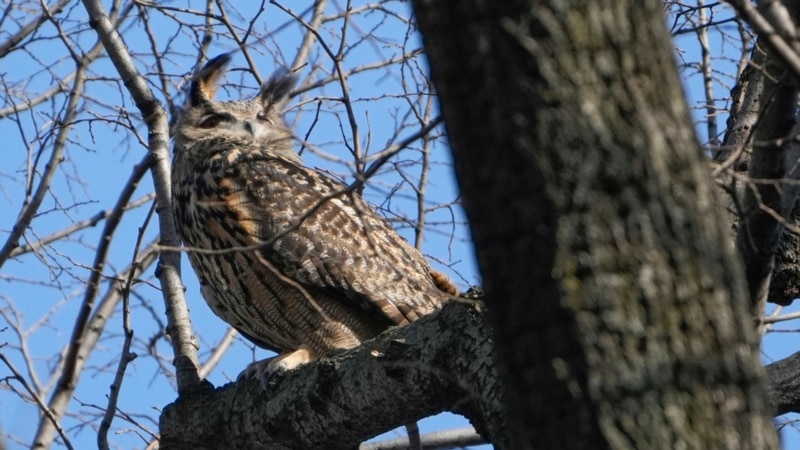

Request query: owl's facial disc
[{"left": 233, "top": 119, "right": 271, "bottom": 142}]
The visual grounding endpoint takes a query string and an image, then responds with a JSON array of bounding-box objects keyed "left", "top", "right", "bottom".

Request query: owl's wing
[{"left": 218, "top": 150, "right": 450, "bottom": 326}]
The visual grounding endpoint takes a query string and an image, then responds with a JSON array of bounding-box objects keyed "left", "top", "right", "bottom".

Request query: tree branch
[
  {"left": 0, "top": 0, "right": 73, "bottom": 58},
  {"left": 725, "top": 0, "right": 800, "bottom": 79},
  {"left": 731, "top": 24, "right": 800, "bottom": 316},
  {"left": 766, "top": 351, "right": 800, "bottom": 415},
  {"left": 159, "top": 301, "right": 508, "bottom": 450},
  {"left": 0, "top": 58, "right": 86, "bottom": 269},
  {"left": 32, "top": 152, "right": 151, "bottom": 448},
  {"left": 81, "top": 0, "right": 204, "bottom": 394},
  {"left": 360, "top": 427, "right": 484, "bottom": 450}
]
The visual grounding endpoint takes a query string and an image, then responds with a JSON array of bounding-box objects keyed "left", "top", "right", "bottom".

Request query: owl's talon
[
  {"left": 238, "top": 346, "right": 317, "bottom": 387},
  {"left": 237, "top": 358, "right": 284, "bottom": 388}
]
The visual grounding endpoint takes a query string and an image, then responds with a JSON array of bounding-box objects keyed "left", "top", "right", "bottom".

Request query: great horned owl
[{"left": 171, "top": 54, "right": 457, "bottom": 375}]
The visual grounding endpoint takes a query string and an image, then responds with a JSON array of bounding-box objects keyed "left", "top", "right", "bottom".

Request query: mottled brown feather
[{"left": 171, "top": 56, "right": 455, "bottom": 366}]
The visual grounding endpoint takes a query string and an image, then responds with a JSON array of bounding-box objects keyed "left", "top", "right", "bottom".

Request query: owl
[{"left": 171, "top": 54, "right": 457, "bottom": 377}]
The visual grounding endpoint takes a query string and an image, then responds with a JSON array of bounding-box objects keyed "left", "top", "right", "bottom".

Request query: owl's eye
[
  {"left": 256, "top": 111, "right": 274, "bottom": 125},
  {"left": 198, "top": 113, "right": 231, "bottom": 129}
]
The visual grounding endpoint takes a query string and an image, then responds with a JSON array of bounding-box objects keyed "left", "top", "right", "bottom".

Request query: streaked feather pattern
[{"left": 171, "top": 54, "right": 455, "bottom": 370}]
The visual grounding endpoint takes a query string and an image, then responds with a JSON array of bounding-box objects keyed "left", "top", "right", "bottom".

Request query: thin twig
[
  {"left": 271, "top": 0, "right": 364, "bottom": 183},
  {"left": 97, "top": 200, "right": 156, "bottom": 449},
  {"left": 198, "top": 327, "right": 239, "bottom": 379},
  {"left": 10, "top": 193, "right": 155, "bottom": 258},
  {"left": 414, "top": 95, "right": 435, "bottom": 250},
  {"left": 0, "top": 62, "right": 86, "bottom": 269},
  {"left": 0, "top": 0, "right": 73, "bottom": 57},
  {"left": 763, "top": 310, "right": 800, "bottom": 324},
  {"left": 44, "top": 153, "right": 150, "bottom": 441},
  {"left": 696, "top": 0, "right": 719, "bottom": 145},
  {"left": 726, "top": 0, "right": 800, "bottom": 79},
  {"left": 0, "top": 354, "right": 75, "bottom": 450}
]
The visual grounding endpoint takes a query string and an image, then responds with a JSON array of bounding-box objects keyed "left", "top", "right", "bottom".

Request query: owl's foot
[
  {"left": 430, "top": 269, "right": 459, "bottom": 296},
  {"left": 238, "top": 345, "right": 318, "bottom": 385}
]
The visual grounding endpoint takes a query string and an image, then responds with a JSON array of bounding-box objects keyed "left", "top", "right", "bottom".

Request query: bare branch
[
  {"left": 290, "top": 0, "right": 327, "bottom": 72},
  {"left": 10, "top": 193, "right": 155, "bottom": 258},
  {"left": 271, "top": 0, "right": 365, "bottom": 181},
  {"left": 80, "top": 0, "right": 203, "bottom": 395},
  {"left": 32, "top": 152, "right": 151, "bottom": 447},
  {"left": 0, "top": 0, "right": 73, "bottom": 58},
  {"left": 725, "top": 0, "right": 800, "bottom": 78},
  {"left": 198, "top": 327, "right": 238, "bottom": 380},
  {"left": 696, "top": 0, "right": 720, "bottom": 145},
  {"left": 0, "top": 354, "right": 74, "bottom": 450},
  {"left": 0, "top": 62, "right": 87, "bottom": 269},
  {"left": 359, "top": 427, "right": 485, "bottom": 450},
  {"left": 98, "top": 200, "right": 156, "bottom": 450}
]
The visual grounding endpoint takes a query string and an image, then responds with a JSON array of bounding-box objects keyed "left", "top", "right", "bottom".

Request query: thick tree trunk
[{"left": 413, "top": 0, "right": 779, "bottom": 448}]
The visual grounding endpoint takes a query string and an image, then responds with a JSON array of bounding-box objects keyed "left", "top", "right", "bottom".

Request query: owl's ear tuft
[
  {"left": 190, "top": 53, "right": 232, "bottom": 106},
  {"left": 258, "top": 69, "right": 298, "bottom": 113}
]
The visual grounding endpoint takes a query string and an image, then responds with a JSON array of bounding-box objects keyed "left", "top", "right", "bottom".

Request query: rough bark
[
  {"left": 732, "top": 40, "right": 800, "bottom": 316},
  {"left": 767, "top": 225, "right": 800, "bottom": 305},
  {"left": 766, "top": 353, "right": 800, "bottom": 416},
  {"left": 159, "top": 301, "right": 508, "bottom": 450},
  {"left": 716, "top": 33, "right": 800, "bottom": 309},
  {"left": 156, "top": 296, "right": 800, "bottom": 449},
  {"left": 413, "top": 0, "right": 778, "bottom": 449}
]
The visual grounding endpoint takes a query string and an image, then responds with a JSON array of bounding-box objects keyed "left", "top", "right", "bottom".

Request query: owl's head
[{"left": 173, "top": 54, "right": 299, "bottom": 162}]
